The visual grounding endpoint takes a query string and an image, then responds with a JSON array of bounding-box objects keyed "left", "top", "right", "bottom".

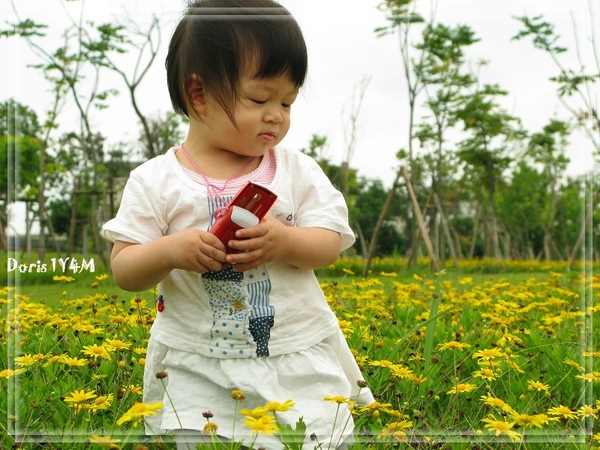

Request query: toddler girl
[{"left": 102, "top": 0, "right": 374, "bottom": 448}]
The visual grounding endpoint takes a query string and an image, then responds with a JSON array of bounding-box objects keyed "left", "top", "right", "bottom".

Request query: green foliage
[
  {"left": 353, "top": 178, "right": 407, "bottom": 256},
  {"left": 3, "top": 261, "right": 597, "bottom": 449},
  {"left": 0, "top": 135, "right": 41, "bottom": 201}
]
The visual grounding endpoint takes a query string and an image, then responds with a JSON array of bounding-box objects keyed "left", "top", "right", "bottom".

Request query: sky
[{"left": 2, "top": 0, "right": 598, "bottom": 191}]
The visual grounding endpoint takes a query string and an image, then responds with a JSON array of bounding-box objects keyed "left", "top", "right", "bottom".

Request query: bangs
[{"left": 237, "top": 11, "right": 308, "bottom": 87}]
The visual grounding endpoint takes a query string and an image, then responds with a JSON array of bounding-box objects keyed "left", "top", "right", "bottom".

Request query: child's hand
[
  {"left": 166, "top": 229, "right": 228, "bottom": 274},
  {"left": 225, "top": 215, "right": 289, "bottom": 271}
]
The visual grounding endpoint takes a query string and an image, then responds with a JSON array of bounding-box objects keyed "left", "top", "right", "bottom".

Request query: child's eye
[
  {"left": 250, "top": 99, "right": 266, "bottom": 105},
  {"left": 282, "top": 103, "right": 291, "bottom": 109}
]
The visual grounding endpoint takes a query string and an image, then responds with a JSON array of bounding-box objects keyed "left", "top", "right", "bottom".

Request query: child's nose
[{"left": 264, "top": 108, "right": 283, "bottom": 123}]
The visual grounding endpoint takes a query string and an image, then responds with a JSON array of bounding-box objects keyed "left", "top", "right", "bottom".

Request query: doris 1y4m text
[{"left": 7, "top": 257, "right": 95, "bottom": 274}]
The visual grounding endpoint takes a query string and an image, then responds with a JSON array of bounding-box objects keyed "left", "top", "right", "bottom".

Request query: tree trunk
[
  {"left": 433, "top": 192, "right": 459, "bottom": 269},
  {"left": 468, "top": 205, "right": 481, "bottom": 259},
  {"left": 67, "top": 180, "right": 80, "bottom": 254},
  {"left": 363, "top": 171, "right": 401, "bottom": 277},
  {"left": 402, "top": 167, "right": 439, "bottom": 272},
  {"left": 37, "top": 142, "right": 47, "bottom": 261}
]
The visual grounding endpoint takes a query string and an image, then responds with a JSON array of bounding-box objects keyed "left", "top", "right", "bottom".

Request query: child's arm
[
  {"left": 225, "top": 215, "right": 341, "bottom": 271},
  {"left": 110, "top": 229, "right": 228, "bottom": 291}
]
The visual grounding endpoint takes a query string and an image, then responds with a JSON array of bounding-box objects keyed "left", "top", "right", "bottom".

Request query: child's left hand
[{"left": 225, "top": 215, "right": 289, "bottom": 271}]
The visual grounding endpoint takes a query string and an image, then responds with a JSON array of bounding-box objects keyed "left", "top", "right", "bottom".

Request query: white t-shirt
[{"left": 102, "top": 146, "right": 355, "bottom": 359}]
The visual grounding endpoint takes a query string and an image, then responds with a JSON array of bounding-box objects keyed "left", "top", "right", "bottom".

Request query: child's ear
[{"left": 187, "top": 74, "right": 207, "bottom": 113}]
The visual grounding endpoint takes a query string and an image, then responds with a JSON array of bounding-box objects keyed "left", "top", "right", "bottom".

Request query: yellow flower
[
  {"left": 323, "top": 395, "right": 350, "bottom": 404},
  {"left": 89, "top": 435, "right": 121, "bottom": 449},
  {"left": 510, "top": 413, "right": 554, "bottom": 429},
  {"left": 563, "top": 358, "right": 584, "bottom": 371},
  {"left": 459, "top": 277, "right": 473, "bottom": 285},
  {"left": 116, "top": 402, "right": 163, "bottom": 427},
  {"left": 203, "top": 422, "right": 218, "bottom": 435},
  {"left": 263, "top": 399, "right": 295, "bottom": 412},
  {"left": 73, "top": 323, "right": 103, "bottom": 334},
  {"left": 53, "top": 275, "right": 75, "bottom": 283},
  {"left": 527, "top": 380, "right": 550, "bottom": 392},
  {"left": 473, "top": 348, "right": 505, "bottom": 360},
  {"left": 473, "top": 368, "right": 498, "bottom": 381},
  {"left": 0, "top": 368, "right": 26, "bottom": 378},
  {"left": 409, "top": 374, "right": 427, "bottom": 384},
  {"left": 338, "top": 319, "right": 354, "bottom": 336},
  {"left": 240, "top": 406, "right": 268, "bottom": 419},
  {"left": 43, "top": 355, "right": 63, "bottom": 367},
  {"left": 90, "top": 395, "right": 113, "bottom": 411},
  {"left": 15, "top": 353, "right": 44, "bottom": 367},
  {"left": 576, "top": 372, "right": 600, "bottom": 383},
  {"left": 378, "top": 420, "right": 413, "bottom": 441},
  {"left": 369, "top": 360, "right": 395, "bottom": 368},
  {"left": 482, "top": 415, "right": 522, "bottom": 441},
  {"left": 547, "top": 405, "right": 578, "bottom": 420},
  {"left": 105, "top": 339, "right": 131, "bottom": 351},
  {"left": 128, "top": 385, "right": 143, "bottom": 395},
  {"left": 60, "top": 355, "right": 88, "bottom": 367},
  {"left": 231, "top": 390, "right": 245, "bottom": 402},
  {"left": 479, "top": 394, "right": 515, "bottom": 414},
  {"left": 390, "top": 365, "right": 414, "bottom": 379},
  {"left": 242, "top": 415, "right": 278, "bottom": 435},
  {"left": 578, "top": 405, "right": 597, "bottom": 418},
  {"left": 64, "top": 389, "right": 97, "bottom": 404},
  {"left": 130, "top": 297, "right": 148, "bottom": 309},
  {"left": 438, "top": 341, "right": 471, "bottom": 352},
  {"left": 447, "top": 383, "right": 478, "bottom": 395},
  {"left": 82, "top": 344, "right": 112, "bottom": 360},
  {"left": 95, "top": 274, "right": 110, "bottom": 281}
]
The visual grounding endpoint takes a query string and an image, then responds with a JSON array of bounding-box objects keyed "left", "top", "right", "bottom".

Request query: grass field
[{"left": 1, "top": 254, "right": 598, "bottom": 449}]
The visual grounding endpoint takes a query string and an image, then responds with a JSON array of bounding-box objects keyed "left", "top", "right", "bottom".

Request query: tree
[
  {"left": 353, "top": 178, "right": 407, "bottom": 258},
  {"left": 526, "top": 120, "right": 571, "bottom": 259},
  {"left": 0, "top": 100, "right": 42, "bottom": 252},
  {"left": 3, "top": 1, "right": 168, "bottom": 265},
  {"left": 513, "top": 13, "right": 599, "bottom": 154},
  {"left": 375, "top": 0, "right": 426, "bottom": 268},
  {"left": 513, "top": 11, "right": 599, "bottom": 266},
  {"left": 453, "top": 81, "right": 525, "bottom": 258},
  {"left": 413, "top": 22, "right": 479, "bottom": 262},
  {"left": 496, "top": 162, "right": 548, "bottom": 258}
]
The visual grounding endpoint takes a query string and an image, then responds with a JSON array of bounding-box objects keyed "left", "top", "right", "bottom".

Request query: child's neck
[{"left": 178, "top": 141, "right": 261, "bottom": 181}]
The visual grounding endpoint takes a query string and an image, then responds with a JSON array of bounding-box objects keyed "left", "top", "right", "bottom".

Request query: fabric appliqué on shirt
[{"left": 203, "top": 263, "right": 274, "bottom": 358}]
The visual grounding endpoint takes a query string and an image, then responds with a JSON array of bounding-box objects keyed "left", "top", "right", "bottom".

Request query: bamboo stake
[{"left": 401, "top": 167, "right": 439, "bottom": 272}]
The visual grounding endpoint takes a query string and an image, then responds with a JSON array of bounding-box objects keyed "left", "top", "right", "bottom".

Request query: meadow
[{"left": 1, "top": 255, "right": 598, "bottom": 449}]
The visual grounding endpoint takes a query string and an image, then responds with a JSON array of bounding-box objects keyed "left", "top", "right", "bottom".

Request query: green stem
[
  {"left": 159, "top": 378, "right": 191, "bottom": 449},
  {"left": 419, "top": 269, "right": 446, "bottom": 397}
]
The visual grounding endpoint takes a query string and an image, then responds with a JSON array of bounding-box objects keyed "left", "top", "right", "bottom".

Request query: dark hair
[{"left": 166, "top": 0, "right": 308, "bottom": 120}]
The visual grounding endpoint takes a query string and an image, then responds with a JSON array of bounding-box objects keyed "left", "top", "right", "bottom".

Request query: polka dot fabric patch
[{"left": 203, "top": 265, "right": 274, "bottom": 358}]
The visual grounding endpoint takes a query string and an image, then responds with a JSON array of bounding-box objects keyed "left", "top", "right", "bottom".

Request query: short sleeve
[
  {"left": 101, "top": 175, "right": 167, "bottom": 244},
  {"left": 294, "top": 163, "right": 355, "bottom": 252}
]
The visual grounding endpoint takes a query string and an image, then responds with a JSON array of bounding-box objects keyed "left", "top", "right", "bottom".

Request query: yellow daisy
[{"left": 116, "top": 402, "right": 163, "bottom": 427}]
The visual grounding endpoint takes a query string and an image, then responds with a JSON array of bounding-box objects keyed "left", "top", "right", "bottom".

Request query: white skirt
[{"left": 143, "top": 330, "right": 375, "bottom": 450}]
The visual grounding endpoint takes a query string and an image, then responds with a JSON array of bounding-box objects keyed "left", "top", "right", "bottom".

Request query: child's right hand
[
  {"left": 110, "top": 230, "right": 227, "bottom": 292},
  {"left": 165, "top": 229, "right": 228, "bottom": 274}
]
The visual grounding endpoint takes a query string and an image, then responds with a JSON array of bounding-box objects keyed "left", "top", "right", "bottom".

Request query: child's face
[{"left": 202, "top": 71, "right": 298, "bottom": 158}]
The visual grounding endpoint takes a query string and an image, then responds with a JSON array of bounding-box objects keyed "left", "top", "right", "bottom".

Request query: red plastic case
[{"left": 210, "top": 182, "right": 277, "bottom": 253}]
